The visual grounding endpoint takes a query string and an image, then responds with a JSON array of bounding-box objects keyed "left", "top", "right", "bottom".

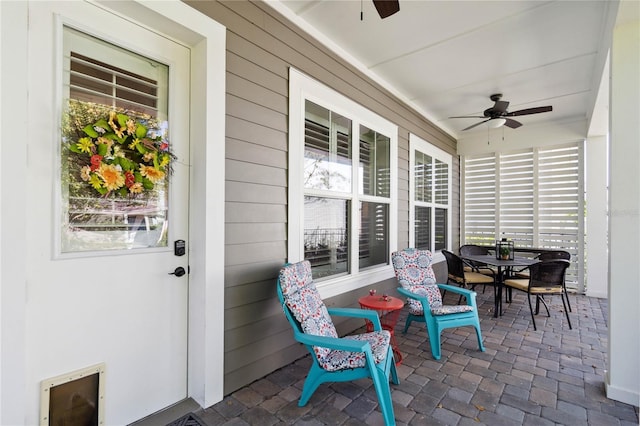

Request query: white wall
[
  {"left": 606, "top": 2, "right": 640, "bottom": 406},
  {"left": 0, "top": 2, "right": 29, "bottom": 423}
]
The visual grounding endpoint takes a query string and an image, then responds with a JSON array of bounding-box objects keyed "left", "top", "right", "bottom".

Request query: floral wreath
[{"left": 69, "top": 111, "right": 174, "bottom": 197}]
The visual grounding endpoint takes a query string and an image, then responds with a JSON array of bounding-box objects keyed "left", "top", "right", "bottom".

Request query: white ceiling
[{"left": 269, "top": 0, "right": 619, "bottom": 140}]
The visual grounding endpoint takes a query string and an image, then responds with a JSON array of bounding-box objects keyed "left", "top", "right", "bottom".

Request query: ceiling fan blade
[
  {"left": 449, "top": 115, "right": 485, "bottom": 119},
  {"left": 462, "top": 119, "right": 491, "bottom": 131},
  {"left": 373, "top": 0, "right": 400, "bottom": 18},
  {"left": 504, "top": 118, "right": 522, "bottom": 129},
  {"left": 507, "top": 106, "right": 553, "bottom": 116}
]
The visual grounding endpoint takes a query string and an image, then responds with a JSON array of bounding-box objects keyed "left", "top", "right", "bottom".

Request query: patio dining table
[{"left": 460, "top": 254, "right": 540, "bottom": 317}]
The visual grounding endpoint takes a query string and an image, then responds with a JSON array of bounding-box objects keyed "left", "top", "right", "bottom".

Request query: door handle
[{"left": 169, "top": 266, "right": 186, "bottom": 277}]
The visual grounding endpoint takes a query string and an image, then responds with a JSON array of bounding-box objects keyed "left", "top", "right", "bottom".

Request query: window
[
  {"left": 289, "top": 69, "right": 397, "bottom": 296},
  {"left": 60, "top": 27, "right": 171, "bottom": 253},
  {"left": 409, "top": 134, "right": 452, "bottom": 256}
]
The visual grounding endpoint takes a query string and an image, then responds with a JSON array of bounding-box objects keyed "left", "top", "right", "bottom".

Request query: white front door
[{"left": 27, "top": 2, "right": 190, "bottom": 423}]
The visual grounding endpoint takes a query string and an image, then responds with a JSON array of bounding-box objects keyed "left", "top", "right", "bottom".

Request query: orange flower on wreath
[{"left": 139, "top": 164, "right": 166, "bottom": 183}]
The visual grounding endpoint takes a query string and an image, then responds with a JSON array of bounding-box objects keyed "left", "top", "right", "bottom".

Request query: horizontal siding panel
[
  {"left": 224, "top": 318, "right": 293, "bottom": 358},
  {"left": 225, "top": 328, "right": 300, "bottom": 372},
  {"left": 224, "top": 259, "right": 283, "bottom": 287},
  {"left": 226, "top": 222, "right": 286, "bottom": 245},
  {"left": 226, "top": 93, "right": 287, "bottom": 132},
  {"left": 226, "top": 241, "right": 287, "bottom": 266},
  {"left": 224, "top": 298, "right": 282, "bottom": 333},
  {"left": 227, "top": 51, "right": 288, "bottom": 95},
  {"left": 226, "top": 115, "right": 287, "bottom": 151},
  {"left": 224, "top": 336, "right": 306, "bottom": 392},
  {"left": 225, "top": 279, "right": 279, "bottom": 309},
  {"left": 227, "top": 73, "right": 287, "bottom": 115},
  {"left": 225, "top": 202, "right": 287, "bottom": 223},
  {"left": 226, "top": 159, "right": 286, "bottom": 186},
  {"left": 226, "top": 181, "right": 286, "bottom": 204},
  {"left": 226, "top": 139, "right": 287, "bottom": 169},
  {"left": 226, "top": 32, "right": 289, "bottom": 77}
]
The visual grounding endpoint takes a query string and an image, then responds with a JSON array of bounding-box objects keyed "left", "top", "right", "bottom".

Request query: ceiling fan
[
  {"left": 373, "top": 0, "right": 400, "bottom": 19},
  {"left": 450, "top": 94, "right": 553, "bottom": 131}
]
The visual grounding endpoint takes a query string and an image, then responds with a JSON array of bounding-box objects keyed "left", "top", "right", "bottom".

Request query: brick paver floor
[{"left": 190, "top": 290, "right": 639, "bottom": 425}]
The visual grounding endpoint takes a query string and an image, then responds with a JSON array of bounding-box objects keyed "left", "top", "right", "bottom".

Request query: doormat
[{"left": 166, "top": 413, "right": 206, "bottom": 426}]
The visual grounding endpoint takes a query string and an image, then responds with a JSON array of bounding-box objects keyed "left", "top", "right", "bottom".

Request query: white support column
[
  {"left": 606, "top": 5, "right": 640, "bottom": 406},
  {"left": 585, "top": 135, "right": 608, "bottom": 298}
]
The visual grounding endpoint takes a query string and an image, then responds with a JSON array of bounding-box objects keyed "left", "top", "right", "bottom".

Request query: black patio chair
[{"left": 503, "top": 259, "right": 572, "bottom": 331}]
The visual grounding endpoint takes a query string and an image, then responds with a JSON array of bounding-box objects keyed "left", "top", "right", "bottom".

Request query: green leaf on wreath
[
  {"left": 83, "top": 125, "right": 98, "bottom": 138},
  {"left": 136, "top": 124, "right": 147, "bottom": 139},
  {"left": 68, "top": 144, "right": 83, "bottom": 154},
  {"left": 118, "top": 187, "right": 128, "bottom": 197},
  {"left": 142, "top": 178, "right": 154, "bottom": 190},
  {"left": 116, "top": 157, "right": 133, "bottom": 171},
  {"left": 95, "top": 119, "right": 110, "bottom": 132},
  {"left": 117, "top": 114, "right": 130, "bottom": 127},
  {"left": 97, "top": 143, "right": 108, "bottom": 156},
  {"left": 136, "top": 143, "right": 147, "bottom": 154}
]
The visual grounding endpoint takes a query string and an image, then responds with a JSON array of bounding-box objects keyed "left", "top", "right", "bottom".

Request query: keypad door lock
[{"left": 174, "top": 240, "right": 186, "bottom": 256}]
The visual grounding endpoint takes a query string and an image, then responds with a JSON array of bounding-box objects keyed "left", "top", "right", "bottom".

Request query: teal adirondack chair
[
  {"left": 277, "top": 261, "right": 399, "bottom": 425},
  {"left": 391, "top": 248, "right": 485, "bottom": 360}
]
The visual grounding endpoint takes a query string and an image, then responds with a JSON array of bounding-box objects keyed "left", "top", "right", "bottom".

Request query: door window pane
[
  {"left": 61, "top": 27, "right": 171, "bottom": 253},
  {"left": 304, "top": 196, "right": 349, "bottom": 279},
  {"left": 359, "top": 126, "right": 390, "bottom": 197}
]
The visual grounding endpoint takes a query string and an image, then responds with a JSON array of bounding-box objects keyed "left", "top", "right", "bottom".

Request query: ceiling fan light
[{"left": 488, "top": 118, "right": 507, "bottom": 128}]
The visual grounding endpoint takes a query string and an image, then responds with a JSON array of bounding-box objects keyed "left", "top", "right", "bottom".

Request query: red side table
[{"left": 358, "top": 294, "right": 404, "bottom": 365}]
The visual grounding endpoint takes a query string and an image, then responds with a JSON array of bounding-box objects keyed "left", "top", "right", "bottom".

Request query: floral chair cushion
[
  {"left": 392, "top": 249, "right": 474, "bottom": 316},
  {"left": 279, "top": 261, "right": 338, "bottom": 362},
  {"left": 392, "top": 249, "right": 437, "bottom": 314},
  {"left": 321, "top": 331, "right": 391, "bottom": 372},
  {"left": 279, "top": 261, "right": 391, "bottom": 370}
]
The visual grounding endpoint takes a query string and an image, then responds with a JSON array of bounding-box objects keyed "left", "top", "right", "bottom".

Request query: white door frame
[{"left": 0, "top": 1, "right": 226, "bottom": 423}]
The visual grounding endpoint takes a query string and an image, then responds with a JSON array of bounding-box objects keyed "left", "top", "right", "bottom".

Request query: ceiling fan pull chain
[{"left": 361, "top": 0, "right": 364, "bottom": 20}]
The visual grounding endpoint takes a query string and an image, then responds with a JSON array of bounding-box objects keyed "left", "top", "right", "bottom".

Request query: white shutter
[
  {"left": 499, "top": 150, "right": 535, "bottom": 247},
  {"left": 462, "top": 153, "right": 496, "bottom": 245},
  {"left": 462, "top": 143, "right": 585, "bottom": 292},
  {"left": 65, "top": 27, "right": 166, "bottom": 117},
  {"left": 537, "top": 144, "right": 583, "bottom": 291}
]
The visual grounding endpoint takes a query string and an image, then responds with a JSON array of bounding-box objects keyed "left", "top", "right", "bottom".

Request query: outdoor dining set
[{"left": 276, "top": 242, "right": 574, "bottom": 425}]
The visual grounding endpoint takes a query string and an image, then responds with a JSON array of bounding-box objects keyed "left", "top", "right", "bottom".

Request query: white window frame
[
  {"left": 289, "top": 68, "right": 397, "bottom": 299},
  {"left": 409, "top": 133, "right": 452, "bottom": 263}
]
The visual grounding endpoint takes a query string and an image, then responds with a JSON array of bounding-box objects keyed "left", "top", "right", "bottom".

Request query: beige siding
[{"left": 185, "top": 0, "right": 458, "bottom": 395}]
